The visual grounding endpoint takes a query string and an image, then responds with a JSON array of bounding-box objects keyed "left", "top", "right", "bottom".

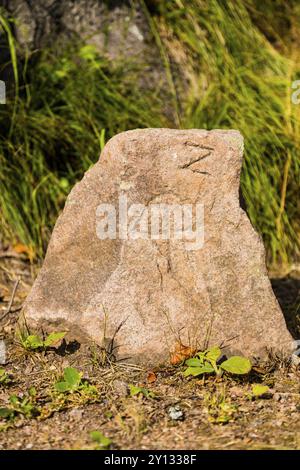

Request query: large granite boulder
[{"left": 21, "top": 129, "right": 293, "bottom": 364}]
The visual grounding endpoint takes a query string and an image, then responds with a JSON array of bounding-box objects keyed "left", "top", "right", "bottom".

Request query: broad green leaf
[
  {"left": 25, "top": 335, "right": 43, "bottom": 349},
  {"left": 184, "top": 363, "right": 214, "bottom": 377},
  {"left": 63, "top": 367, "right": 82, "bottom": 388},
  {"left": 206, "top": 346, "right": 221, "bottom": 363},
  {"left": 185, "top": 358, "right": 204, "bottom": 367},
  {"left": 220, "top": 356, "right": 251, "bottom": 375},
  {"left": 44, "top": 331, "right": 66, "bottom": 347},
  {"left": 55, "top": 381, "right": 70, "bottom": 393},
  {"left": 90, "top": 430, "right": 111, "bottom": 449},
  {"left": 252, "top": 384, "right": 269, "bottom": 397}
]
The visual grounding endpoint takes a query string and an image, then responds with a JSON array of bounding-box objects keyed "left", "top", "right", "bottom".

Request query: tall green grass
[
  {"left": 0, "top": 1, "right": 300, "bottom": 264},
  {"left": 153, "top": 0, "right": 300, "bottom": 263},
  {"left": 0, "top": 38, "right": 167, "bottom": 257}
]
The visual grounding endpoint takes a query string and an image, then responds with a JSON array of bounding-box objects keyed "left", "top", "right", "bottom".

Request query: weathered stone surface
[
  {"left": 1, "top": 1, "right": 165, "bottom": 84},
  {"left": 2, "top": 0, "right": 146, "bottom": 56},
  {"left": 22, "top": 129, "right": 293, "bottom": 364},
  {"left": 0, "top": 1, "right": 174, "bottom": 121}
]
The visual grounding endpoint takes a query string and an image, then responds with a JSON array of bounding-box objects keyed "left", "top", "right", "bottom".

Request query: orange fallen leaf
[
  {"left": 170, "top": 341, "right": 196, "bottom": 365},
  {"left": 147, "top": 371, "right": 157, "bottom": 384},
  {"left": 13, "top": 243, "right": 34, "bottom": 260}
]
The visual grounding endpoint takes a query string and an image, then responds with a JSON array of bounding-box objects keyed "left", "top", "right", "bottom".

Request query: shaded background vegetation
[{"left": 0, "top": 0, "right": 299, "bottom": 264}]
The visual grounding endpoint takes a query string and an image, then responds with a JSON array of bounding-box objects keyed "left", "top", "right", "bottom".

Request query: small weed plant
[{"left": 184, "top": 346, "right": 252, "bottom": 378}]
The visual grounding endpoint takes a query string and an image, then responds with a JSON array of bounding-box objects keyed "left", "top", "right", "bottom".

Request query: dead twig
[
  {"left": 107, "top": 317, "right": 129, "bottom": 358},
  {"left": 0, "top": 277, "right": 20, "bottom": 322},
  {"left": 0, "top": 251, "right": 25, "bottom": 259}
]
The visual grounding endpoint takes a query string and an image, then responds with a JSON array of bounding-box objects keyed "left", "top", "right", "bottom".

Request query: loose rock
[{"left": 22, "top": 129, "right": 293, "bottom": 365}]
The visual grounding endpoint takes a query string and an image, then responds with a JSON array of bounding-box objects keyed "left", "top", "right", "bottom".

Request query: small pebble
[
  {"left": 0, "top": 340, "right": 6, "bottom": 365},
  {"left": 168, "top": 405, "right": 184, "bottom": 421},
  {"left": 69, "top": 408, "right": 83, "bottom": 420},
  {"left": 113, "top": 379, "right": 128, "bottom": 397}
]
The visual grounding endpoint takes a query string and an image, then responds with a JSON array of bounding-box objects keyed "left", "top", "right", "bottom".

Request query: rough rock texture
[
  {"left": 22, "top": 129, "right": 293, "bottom": 365},
  {"left": 0, "top": 1, "right": 158, "bottom": 63},
  {"left": 0, "top": 1, "right": 173, "bottom": 118}
]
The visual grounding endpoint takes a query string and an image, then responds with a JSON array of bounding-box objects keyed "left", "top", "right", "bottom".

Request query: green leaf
[
  {"left": 24, "top": 335, "right": 43, "bottom": 349},
  {"left": 206, "top": 346, "right": 221, "bottom": 363},
  {"left": 196, "top": 351, "right": 206, "bottom": 360},
  {"left": 9, "top": 394, "right": 19, "bottom": 406},
  {"left": 59, "top": 178, "right": 69, "bottom": 190},
  {"left": 0, "top": 368, "right": 9, "bottom": 384},
  {"left": 0, "top": 408, "right": 14, "bottom": 419},
  {"left": 185, "top": 358, "right": 204, "bottom": 367},
  {"left": 129, "top": 384, "right": 143, "bottom": 397},
  {"left": 252, "top": 384, "right": 269, "bottom": 397},
  {"left": 220, "top": 356, "right": 252, "bottom": 375},
  {"left": 55, "top": 381, "right": 70, "bottom": 393},
  {"left": 79, "top": 45, "right": 98, "bottom": 62},
  {"left": 90, "top": 430, "right": 111, "bottom": 449},
  {"left": 183, "top": 363, "right": 214, "bottom": 377},
  {"left": 29, "top": 387, "right": 37, "bottom": 397},
  {"left": 44, "top": 331, "right": 66, "bottom": 347},
  {"left": 128, "top": 384, "right": 155, "bottom": 399},
  {"left": 63, "top": 367, "right": 82, "bottom": 388}
]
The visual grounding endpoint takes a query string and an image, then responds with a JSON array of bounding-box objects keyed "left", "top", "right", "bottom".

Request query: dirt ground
[{"left": 0, "top": 247, "right": 300, "bottom": 450}]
